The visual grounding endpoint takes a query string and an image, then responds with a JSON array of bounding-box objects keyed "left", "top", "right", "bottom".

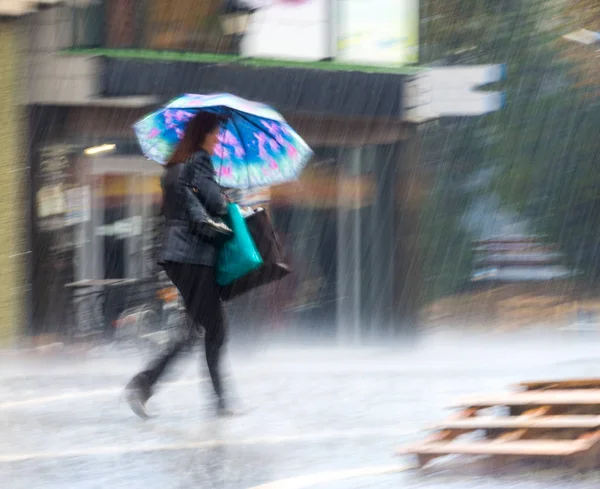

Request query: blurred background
[{"left": 0, "top": 0, "right": 599, "bottom": 349}]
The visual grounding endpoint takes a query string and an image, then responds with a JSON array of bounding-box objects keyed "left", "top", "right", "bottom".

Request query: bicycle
[
  {"left": 65, "top": 283, "right": 107, "bottom": 343},
  {"left": 112, "top": 279, "right": 200, "bottom": 354},
  {"left": 113, "top": 302, "right": 162, "bottom": 353}
]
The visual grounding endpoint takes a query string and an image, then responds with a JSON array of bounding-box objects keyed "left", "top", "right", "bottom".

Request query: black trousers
[{"left": 137, "top": 263, "right": 227, "bottom": 400}]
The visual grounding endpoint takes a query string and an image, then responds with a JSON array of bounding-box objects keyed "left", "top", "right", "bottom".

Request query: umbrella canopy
[{"left": 133, "top": 93, "right": 313, "bottom": 189}]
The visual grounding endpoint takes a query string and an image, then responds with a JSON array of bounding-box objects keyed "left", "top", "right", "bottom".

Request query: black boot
[
  {"left": 124, "top": 375, "right": 152, "bottom": 420},
  {"left": 216, "top": 395, "right": 247, "bottom": 417}
]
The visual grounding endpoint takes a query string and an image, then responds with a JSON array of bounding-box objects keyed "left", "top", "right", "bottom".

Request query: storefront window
[
  {"left": 102, "top": 199, "right": 128, "bottom": 279},
  {"left": 264, "top": 147, "right": 385, "bottom": 333},
  {"left": 266, "top": 150, "right": 342, "bottom": 330},
  {"left": 274, "top": 207, "right": 337, "bottom": 320},
  {"left": 83, "top": 174, "right": 161, "bottom": 281}
]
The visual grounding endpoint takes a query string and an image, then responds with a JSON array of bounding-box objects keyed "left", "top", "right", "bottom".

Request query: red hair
[{"left": 166, "top": 111, "right": 228, "bottom": 166}]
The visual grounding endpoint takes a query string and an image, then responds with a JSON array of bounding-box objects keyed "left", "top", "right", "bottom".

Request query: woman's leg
[
  {"left": 125, "top": 263, "right": 200, "bottom": 418},
  {"left": 204, "top": 302, "right": 227, "bottom": 405},
  {"left": 182, "top": 266, "right": 228, "bottom": 407}
]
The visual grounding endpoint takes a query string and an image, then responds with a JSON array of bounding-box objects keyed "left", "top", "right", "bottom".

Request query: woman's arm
[{"left": 188, "top": 151, "right": 229, "bottom": 217}]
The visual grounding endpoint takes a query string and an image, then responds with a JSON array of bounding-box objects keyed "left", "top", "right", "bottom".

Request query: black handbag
[
  {"left": 180, "top": 163, "right": 233, "bottom": 247},
  {"left": 220, "top": 209, "right": 291, "bottom": 300}
]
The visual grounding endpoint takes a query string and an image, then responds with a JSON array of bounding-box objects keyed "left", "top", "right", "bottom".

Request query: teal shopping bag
[{"left": 216, "top": 204, "right": 264, "bottom": 286}]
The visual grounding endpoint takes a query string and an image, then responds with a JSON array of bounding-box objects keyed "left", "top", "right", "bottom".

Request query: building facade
[{"left": 18, "top": 1, "right": 503, "bottom": 344}]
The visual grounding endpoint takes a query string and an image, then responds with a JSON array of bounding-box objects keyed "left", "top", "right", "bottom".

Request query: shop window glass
[{"left": 93, "top": 174, "right": 161, "bottom": 280}]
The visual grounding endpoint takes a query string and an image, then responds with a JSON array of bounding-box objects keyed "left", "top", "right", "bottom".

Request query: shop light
[{"left": 83, "top": 143, "right": 117, "bottom": 156}]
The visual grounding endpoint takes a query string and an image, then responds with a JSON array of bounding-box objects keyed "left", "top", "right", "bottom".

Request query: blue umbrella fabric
[{"left": 133, "top": 93, "right": 314, "bottom": 189}]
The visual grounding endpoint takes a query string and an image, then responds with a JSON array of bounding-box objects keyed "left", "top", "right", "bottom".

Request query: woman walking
[{"left": 125, "top": 111, "right": 236, "bottom": 418}]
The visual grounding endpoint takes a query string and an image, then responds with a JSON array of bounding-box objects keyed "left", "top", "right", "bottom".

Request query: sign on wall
[
  {"left": 241, "top": 0, "right": 331, "bottom": 61},
  {"left": 242, "top": 0, "right": 419, "bottom": 65},
  {"left": 337, "top": 0, "right": 419, "bottom": 66},
  {"left": 403, "top": 65, "right": 506, "bottom": 123},
  {"left": 0, "top": 0, "right": 60, "bottom": 16},
  {"left": 65, "top": 186, "right": 91, "bottom": 226},
  {"left": 37, "top": 145, "right": 75, "bottom": 231}
]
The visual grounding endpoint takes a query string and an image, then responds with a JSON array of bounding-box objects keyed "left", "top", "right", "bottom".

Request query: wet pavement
[{"left": 2, "top": 329, "right": 600, "bottom": 488}]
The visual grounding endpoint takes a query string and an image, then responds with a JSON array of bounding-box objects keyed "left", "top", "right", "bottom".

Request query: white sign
[
  {"left": 337, "top": 0, "right": 419, "bottom": 66},
  {"left": 96, "top": 217, "right": 143, "bottom": 238},
  {"left": 403, "top": 65, "right": 506, "bottom": 123},
  {"left": 37, "top": 184, "right": 66, "bottom": 219},
  {"left": 65, "top": 186, "right": 91, "bottom": 226},
  {"left": 0, "top": 0, "right": 60, "bottom": 17},
  {"left": 241, "top": 0, "right": 331, "bottom": 61}
]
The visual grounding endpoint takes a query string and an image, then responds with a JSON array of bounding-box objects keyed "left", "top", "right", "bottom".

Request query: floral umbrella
[{"left": 133, "top": 93, "right": 314, "bottom": 189}]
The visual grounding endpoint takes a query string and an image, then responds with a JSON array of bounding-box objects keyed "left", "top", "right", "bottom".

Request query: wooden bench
[
  {"left": 433, "top": 415, "right": 600, "bottom": 431},
  {"left": 398, "top": 381, "right": 600, "bottom": 470},
  {"left": 453, "top": 390, "right": 600, "bottom": 408},
  {"left": 398, "top": 439, "right": 592, "bottom": 457},
  {"left": 518, "top": 379, "right": 600, "bottom": 391}
]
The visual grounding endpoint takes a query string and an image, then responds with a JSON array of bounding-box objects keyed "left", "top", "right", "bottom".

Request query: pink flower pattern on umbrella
[
  {"left": 234, "top": 145, "right": 246, "bottom": 158},
  {"left": 218, "top": 166, "right": 233, "bottom": 178},
  {"left": 287, "top": 144, "right": 298, "bottom": 159},
  {"left": 269, "top": 139, "right": 280, "bottom": 152},
  {"left": 255, "top": 132, "right": 269, "bottom": 159},
  {"left": 261, "top": 120, "right": 280, "bottom": 135},
  {"left": 220, "top": 130, "right": 239, "bottom": 146},
  {"left": 213, "top": 144, "right": 230, "bottom": 160}
]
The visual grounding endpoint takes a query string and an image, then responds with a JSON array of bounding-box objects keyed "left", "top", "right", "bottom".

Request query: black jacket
[{"left": 158, "top": 150, "right": 228, "bottom": 267}]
